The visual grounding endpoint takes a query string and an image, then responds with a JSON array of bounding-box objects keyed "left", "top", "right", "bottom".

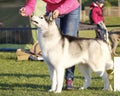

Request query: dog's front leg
[
  {"left": 47, "top": 65, "right": 57, "bottom": 92},
  {"left": 55, "top": 67, "right": 65, "bottom": 93}
]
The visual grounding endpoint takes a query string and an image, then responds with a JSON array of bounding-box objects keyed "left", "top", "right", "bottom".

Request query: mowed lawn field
[{"left": 0, "top": 27, "right": 120, "bottom": 96}]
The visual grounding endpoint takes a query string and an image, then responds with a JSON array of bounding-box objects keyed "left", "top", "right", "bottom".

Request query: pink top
[
  {"left": 24, "top": 0, "right": 80, "bottom": 16},
  {"left": 90, "top": 2, "right": 103, "bottom": 24}
]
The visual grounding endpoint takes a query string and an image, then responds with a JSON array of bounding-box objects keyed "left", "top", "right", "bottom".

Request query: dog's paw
[
  {"left": 48, "top": 89, "right": 55, "bottom": 92},
  {"left": 79, "top": 87, "right": 86, "bottom": 90},
  {"left": 55, "top": 90, "right": 61, "bottom": 93},
  {"left": 109, "top": 85, "right": 113, "bottom": 91},
  {"left": 103, "top": 85, "right": 113, "bottom": 91},
  {"left": 48, "top": 89, "right": 61, "bottom": 93},
  {"left": 102, "top": 88, "right": 108, "bottom": 90}
]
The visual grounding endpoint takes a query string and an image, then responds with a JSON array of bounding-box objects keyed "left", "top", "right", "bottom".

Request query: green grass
[
  {"left": 85, "top": 16, "right": 120, "bottom": 26},
  {"left": 104, "top": 17, "right": 120, "bottom": 26},
  {"left": 0, "top": 52, "right": 119, "bottom": 96},
  {"left": 0, "top": 28, "right": 120, "bottom": 96}
]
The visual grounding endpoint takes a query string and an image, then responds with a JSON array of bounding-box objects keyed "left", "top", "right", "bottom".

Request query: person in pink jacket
[
  {"left": 90, "top": 0, "right": 107, "bottom": 41},
  {"left": 20, "top": 0, "right": 80, "bottom": 90}
]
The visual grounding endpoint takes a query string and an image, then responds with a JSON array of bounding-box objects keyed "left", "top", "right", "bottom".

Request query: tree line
[{"left": 81, "top": 0, "right": 118, "bottom": 10}]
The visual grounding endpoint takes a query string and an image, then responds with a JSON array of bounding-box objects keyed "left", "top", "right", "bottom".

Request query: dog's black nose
[{"left": 31, "top": 15, "right": 33, "bottom": 18}]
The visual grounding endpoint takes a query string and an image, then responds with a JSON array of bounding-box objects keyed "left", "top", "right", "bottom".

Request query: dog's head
[{"left": 31, "top": 12, "right": 54, "bottom": 29}]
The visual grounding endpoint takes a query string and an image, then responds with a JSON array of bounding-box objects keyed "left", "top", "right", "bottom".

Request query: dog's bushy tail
[{"left": 106, "top": 69, "right": 114, "bottom": 91}]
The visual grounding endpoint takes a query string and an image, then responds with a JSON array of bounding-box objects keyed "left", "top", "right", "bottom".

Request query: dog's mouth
[{"left": 31, "top": 20, "right": 39, "bottom": 24}]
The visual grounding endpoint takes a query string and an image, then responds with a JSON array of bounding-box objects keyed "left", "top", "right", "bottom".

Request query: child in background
[{"left": 90, "top": 0, "right": 108, "bottom": 41}]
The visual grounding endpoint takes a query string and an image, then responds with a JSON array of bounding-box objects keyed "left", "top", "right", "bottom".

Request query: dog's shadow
[
  {"left": 0, "top": 73, "right": 50, "bottom": 91},
  {"left": 0, "top": 73, "right": 103, "bottom": 91},
  {"left": 0, "top": 83, "right": 50, "bottom": 91}
]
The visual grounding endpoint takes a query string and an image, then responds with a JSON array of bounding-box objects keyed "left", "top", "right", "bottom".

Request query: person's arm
[
  {"left": 20, "top": 0, "right": 36, "bottom": 16},
  {"left": 92, "top": 8, "right": 106, "bottom": 29},
  {"left": 56, "top": 0, "right": 80, "bottom": 15},
  {"left": 52, "top": 0, "right": 79, "bottom": 18},
  {"left": 44, "top": 0, "right": 63, "bottom": 4},
  {"left": 91, "top": 8, "right": 99, "bottom": 24}
]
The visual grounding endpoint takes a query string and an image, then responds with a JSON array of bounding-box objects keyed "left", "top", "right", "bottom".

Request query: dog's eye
[{"left": 40, "top": 17, "right": 43, "bottom": 19}]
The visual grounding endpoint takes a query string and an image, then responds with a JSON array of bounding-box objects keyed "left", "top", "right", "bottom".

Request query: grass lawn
[
  {"left": 104, "top": 17, "right": 120, "bottom": 26},
  {"left": 0, "top": 52, "right": 119, "bottom": 96},
  {"left": 0, "top": 27, "right": 120, "bottom": 96}
]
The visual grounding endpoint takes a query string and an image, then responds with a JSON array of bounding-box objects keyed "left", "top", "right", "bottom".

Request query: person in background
[
  {"left": 89, "top": 0, "right": 107, "bottom": 41},
  {"left": 19, "top": 0, "right": 80, "bottom": 90}
]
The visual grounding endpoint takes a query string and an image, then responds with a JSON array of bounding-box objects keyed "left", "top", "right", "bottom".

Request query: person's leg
[
  {"left": 55, "top": 6, "right": 80, "bottom": 90},
  {"left": 62, "top": 7, "right": 80, "bottom": 90},
  {"left": 96, "top": 26, "right": 106, "bottom": 41},
  {"left": 97, "top": 22, "right": 107, "bottom": 41},
  {"left": 95, "top": 25, "right": 101, "bottom": 39},
  {"left": 62, "top": 7, "right": 80, "bottom": 37},
  {"left": 99, "top": 29, "right": 106, "bottom": 40}
]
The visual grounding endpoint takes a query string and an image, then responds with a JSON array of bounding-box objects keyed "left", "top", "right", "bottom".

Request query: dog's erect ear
[
  {"left": 49, "top": 12, "right": 53, "bottom": 21},
  {"left": 44, "top": 12, "right": 54, "bottom": 23}
]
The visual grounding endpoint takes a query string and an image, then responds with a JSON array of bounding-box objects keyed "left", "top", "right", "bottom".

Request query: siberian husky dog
[{"left": 31, "top": 13, "right": 113, "bottom": 93}]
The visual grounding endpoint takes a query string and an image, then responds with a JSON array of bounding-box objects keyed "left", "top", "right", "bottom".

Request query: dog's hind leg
[
  {"left": 78, "top": 64, "right": 91, "bottom": 90},
  {"left": 95, "top": 70, "right": 110, "bottom": 90},
  {"left": 55, "top": 67, "right": 65, "bottom": 93},
  {"left": 101, "top": 72, "right": 111, "bottom": 90}
]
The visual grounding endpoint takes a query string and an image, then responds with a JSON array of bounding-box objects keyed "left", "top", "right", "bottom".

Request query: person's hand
[
  {"left": 19, "top": 7, "right": 26, "bottom": 16},
  {"left": 52, "top": 10, "right": 59, "bottom": 19}
]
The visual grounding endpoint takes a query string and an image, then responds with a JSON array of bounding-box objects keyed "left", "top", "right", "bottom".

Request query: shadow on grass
[
  {"left": 0, "top": 83, "right": 103, "bottom": 91},
  {"left": 0, "top": 73, "right": 49, "bottom": 78},
  {"left": 0, "top": 73, "right": 103, "bottom": 91},
  {"left": 75, "top": 76, "right": 101, "bottom": 80},
  {"left": 0, "top": 83, "right": 50, "bottom": 91},
  {"left": 0, "top": 73, "right": 50, "bottom": 91}
]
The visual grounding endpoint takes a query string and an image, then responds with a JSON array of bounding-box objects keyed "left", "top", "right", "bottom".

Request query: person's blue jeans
[
  {"left": 55, "top": 6, "right": 80, "bottom": 80},
  {"left": 99, "top": 29, "right": 106, "bottom": 40},
  {"left": 97, "top": 23, "right": 106, "bottom": 41}
]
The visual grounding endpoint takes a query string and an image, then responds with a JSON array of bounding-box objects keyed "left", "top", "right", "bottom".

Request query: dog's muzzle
[{"left": 31, "top": 20, "right": 39, "bottom": 24}]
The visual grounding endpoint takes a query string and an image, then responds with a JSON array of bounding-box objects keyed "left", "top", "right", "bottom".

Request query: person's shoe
[
  {"left": 29, "top": 55, "right": 44, "bottom": 61},
  {"left": 37, "top": 56, "right": 44, "bottom": 61},
  {"left": 66, "top": 78, "right": 74, "bottom": 90}
]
